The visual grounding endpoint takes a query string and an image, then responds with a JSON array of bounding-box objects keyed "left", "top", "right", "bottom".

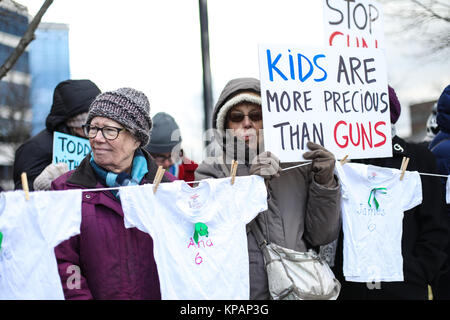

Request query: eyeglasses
[
  {"left": 228, "top": 110, "right": 263, "bottom": 123},
  {"left": 82, "top": 125, "right": 124, "bottom": 140}
]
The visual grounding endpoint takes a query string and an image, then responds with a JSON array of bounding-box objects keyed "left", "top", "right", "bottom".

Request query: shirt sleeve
[
  {"left": 119, "top": 184, "right": 156, "bottom": 236},
  {"left": 34, "top": 189, "right": 82, "bottom": 248},
  {"left": 401, "top": 171, "right": 423, "bottom": 211},
  {"left": 233, "top": 175, "right": 268, "bottom": 225}
]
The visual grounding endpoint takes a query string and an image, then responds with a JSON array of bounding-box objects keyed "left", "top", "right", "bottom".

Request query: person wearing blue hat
[{"left": 429, "top": 84, "right": 450, "bottom": 300}]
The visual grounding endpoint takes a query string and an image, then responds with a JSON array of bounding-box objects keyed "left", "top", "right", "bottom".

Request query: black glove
[
  {"left": 302, "top": 141, "right": 336, "bottom": 188},
  {"left": 249, "top": 151, "right": 281, "bottom": 180}
]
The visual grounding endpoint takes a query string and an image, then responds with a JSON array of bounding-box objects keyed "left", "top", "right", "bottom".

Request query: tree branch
[
  {"left": 0, "top": 0, "right": 54, "bottom": 80},
  {"left": 410, "top": 0, "right": 450, "bottom": 23}
]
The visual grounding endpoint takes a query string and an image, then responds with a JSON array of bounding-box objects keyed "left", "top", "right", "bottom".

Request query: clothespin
[
  {"left": 340, "top": 155, "right": 349, "bottom": 165},
  {"left": 21, "top": 172, "right": 30, "bottom": 200},
  {"left": 230, "top": 160, "right": 238, "bottom": 185},
  {"left": 153, "top": 166, "right": 164, "bottom": 193},
  {"left": 400, "top": 157, "right": 410, "bottom": 181}
]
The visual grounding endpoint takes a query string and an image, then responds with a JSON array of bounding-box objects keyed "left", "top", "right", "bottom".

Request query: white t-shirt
[
  {"left": 335, "top": 162, "right": 422, "bottom": 283},
  {"left": 0, "top": 189, "right": 82, "bottom": 300},
  {"left": 119, "top": 175, "right": 268, "bottom": 300}
]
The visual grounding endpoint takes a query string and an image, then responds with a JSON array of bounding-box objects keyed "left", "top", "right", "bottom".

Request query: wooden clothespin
[
  {"left": 230, "top": 160, "right": 238, "bottom": 185},
  {"left": 153, "top": 166, "right": 164, "bottom": 193},
  {"left": 340, "top": 155, "right": 349, "bottom": 165},
  {"left": 21, "top": 172, "right": 30, "bottom": 201},
  {"left": 400, "top": 157, "right": 410, "bottom": 181}
]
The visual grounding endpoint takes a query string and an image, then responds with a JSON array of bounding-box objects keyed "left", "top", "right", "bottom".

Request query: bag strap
[{"left": 249, "top": 219, "right": 268, "bottom": 249}]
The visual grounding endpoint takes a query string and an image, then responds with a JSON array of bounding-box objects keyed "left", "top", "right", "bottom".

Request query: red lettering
[
  {"left": 329, "top": 31, "right": 344, "bottom": 46},
  {"left": 374, "top": 121, "right": 387, "bottom": 147},
  {"left": 335, "top": 121, "right": 385, "bottom": 151},
  {"left": 361, "top": 121, "right": 373, "bottom": 150},
  {"left": 327, "top": 32, "right": 379, "bottom": 49},
  {"left": 334, "top": 121, "right": 349, "bottom": 148},
  {"left": 349, "top": 123, "right": 361, "bottom": 146}
]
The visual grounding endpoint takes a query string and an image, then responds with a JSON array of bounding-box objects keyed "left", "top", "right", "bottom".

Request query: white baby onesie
[
  {"left": 120, "top": 175, "right": 268, "bottom": 300},
  {"left": 0, "top": 189, "right": 82, "bottom": 299},
  {"left": 335, "top": 162, "right": 422, "bottom": 283}
]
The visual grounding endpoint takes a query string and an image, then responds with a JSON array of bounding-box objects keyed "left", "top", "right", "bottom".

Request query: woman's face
[
  {"left": 89, "top": 116, "right": 140, "bottom": 173},
  {"left": 226, "top": 103, "right": 263, "bottom": 149}
]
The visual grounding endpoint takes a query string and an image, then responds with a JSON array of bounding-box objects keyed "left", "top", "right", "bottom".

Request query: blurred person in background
[
  {"left": 145, "top": 112, "right": 197, "bottom": 182},
  {"left": 13, "top": 79, "right": 101, "bottom": 191}
]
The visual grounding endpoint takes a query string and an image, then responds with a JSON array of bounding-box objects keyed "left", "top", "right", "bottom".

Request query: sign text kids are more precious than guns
[{"left": 258, "top": 44, "right": 391, "bottom": 162}]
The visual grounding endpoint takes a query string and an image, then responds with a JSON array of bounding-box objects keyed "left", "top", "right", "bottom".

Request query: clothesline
[{"left": 77, "top": 161, "right": 449, "bottom": 193}]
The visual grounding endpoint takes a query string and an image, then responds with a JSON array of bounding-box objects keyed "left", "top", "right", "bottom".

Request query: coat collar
[{"left": 67, "top": 148, "right": 172, "bottom": 188}]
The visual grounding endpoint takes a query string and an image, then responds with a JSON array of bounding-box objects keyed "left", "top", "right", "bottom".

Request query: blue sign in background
[{"left": 52, "top": 131, "right": 91, "bottom": 170}]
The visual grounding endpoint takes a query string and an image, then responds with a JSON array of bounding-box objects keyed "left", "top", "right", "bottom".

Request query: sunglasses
[{"left": 228, "top": 110, "right": 263, "bottom": 123}]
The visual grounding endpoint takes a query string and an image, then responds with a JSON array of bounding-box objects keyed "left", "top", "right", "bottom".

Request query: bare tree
[
  {"left": 380, "top": 0, "right": 450, "bottom": 57},
  {"left": 0, "top": 0, "right": 54, "bottom": 80}
]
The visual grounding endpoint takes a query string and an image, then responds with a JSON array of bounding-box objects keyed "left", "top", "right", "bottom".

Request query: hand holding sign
[{"left": 303, "top": 141, "right": 336, "bottom": 188}]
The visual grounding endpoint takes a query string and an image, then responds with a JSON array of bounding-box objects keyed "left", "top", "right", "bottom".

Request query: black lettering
[
  {"left": 326, "top": 0, "right": 344, "bottom": 25},
  {"left": 364, "top": 58, "right": 376, "bottom": 83},
  {"left": 290, "top": 124, "right": 300, "bottom": 150},
  {"left": 349, "top": 57, "right": 364, "bottom": 84},
  {"left": 58, "top": 136, "right": 68, "bottom": 152},
  {"left": 280, "top": 91, "right": 291, "bottom": 112},
  {"left": 313, "top": 123, "right": 324, "bottom": 146},
  {"left": 273, "top": 122, "right": 290, "bottom": 150},
  {"left": 266, "top": 90, "right": 279, "bottom": 112},
  {"left": 67, "top": 141, "right": 76, "bottom": 154},
  {"left": 337, "top": 55, "right": 350, "bottom": 85},
  {"left": 293, "top": 91, "right": 304, "bottom": 112}
]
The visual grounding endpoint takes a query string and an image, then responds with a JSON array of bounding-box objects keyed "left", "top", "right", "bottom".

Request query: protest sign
[
  {"left": 53, "top": 132, "right": 91, "bottom": 170},
  {"left": 258, "top": 44, "right": 391, "bottom": 162},
  {"left": 323, "top": 0, "right": 385, "bottom": 49}
]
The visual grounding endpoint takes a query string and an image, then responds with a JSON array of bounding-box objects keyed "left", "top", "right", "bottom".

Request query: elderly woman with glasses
[
  {"left": 50, "top": 88, "right": 176, "bottom": 300},
  {"left": 195, "top": 77, "right": 341, "bottom": 300}
]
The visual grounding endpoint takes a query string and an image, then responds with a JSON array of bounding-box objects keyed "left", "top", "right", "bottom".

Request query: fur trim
[{"left": 216, "top": 93, "right": 262, "bottom": 135}]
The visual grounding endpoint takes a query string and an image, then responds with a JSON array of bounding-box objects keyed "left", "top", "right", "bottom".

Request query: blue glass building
[{"left": 29, "top": 22, "right": 70, "bottom": 135}]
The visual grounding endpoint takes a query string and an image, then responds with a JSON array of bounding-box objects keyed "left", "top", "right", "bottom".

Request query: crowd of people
[{"left": 2, "top": 77, "right": 450, "bottom": 300}]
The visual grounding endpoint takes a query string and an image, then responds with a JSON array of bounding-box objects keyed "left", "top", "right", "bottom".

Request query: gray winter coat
[{"left": 195, "top": 77, "right": 341, "bottom": 299}]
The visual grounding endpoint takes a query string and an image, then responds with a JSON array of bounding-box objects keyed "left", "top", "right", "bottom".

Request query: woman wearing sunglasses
[
  {"left": 50, "top": 88, "right": 176, "bottom": 299},
  {"left": 195, "top": 77, "right": 341, "bottom": 300}
]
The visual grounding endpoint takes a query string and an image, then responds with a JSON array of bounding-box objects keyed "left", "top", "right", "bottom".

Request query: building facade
[{"left": 0, "top": 0, "right": 30, "bottom": 190}]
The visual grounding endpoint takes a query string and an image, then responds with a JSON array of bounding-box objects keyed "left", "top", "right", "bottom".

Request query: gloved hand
[
  {"left": 33, "top": 162, "right": 69, "bottom": 191},
  {"left": 249, "top": 151, "right": 281, "bottom": 180},
  {"left": 302, "top": 141, "right": 336, "bottom": 188}
]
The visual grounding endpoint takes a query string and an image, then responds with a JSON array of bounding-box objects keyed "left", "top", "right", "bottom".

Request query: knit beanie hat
[
  {"left": 145, "top": 112, "right": 182, "bottom": 154},
  {"left": 216, "top": 92, "right": 262, "bottom": 136},
  {"left": 388, "top": 85, "right": 401, "bottom": 124},
  {"left": 86, "top": 88, "right": 152, "bottom": 146}
]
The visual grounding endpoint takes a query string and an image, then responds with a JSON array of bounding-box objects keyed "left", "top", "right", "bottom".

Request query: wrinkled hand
[
  {"left": 249, "top": 151, "right": 281, "bottom": 180},
  {"left": 33, "top": 162, "right": 69, "bottom": 191},
  {"left": 302, "top": 141, "right": 336, "bottom": 188}
]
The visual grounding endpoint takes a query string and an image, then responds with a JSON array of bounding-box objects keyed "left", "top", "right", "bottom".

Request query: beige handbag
[{"left": 251, "top": 222, "right": 341, "bottom": 300}]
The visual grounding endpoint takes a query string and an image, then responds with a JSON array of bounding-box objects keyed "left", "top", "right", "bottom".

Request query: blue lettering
[
  {"left": 266, "top": 50, "right": 287, "bottom": 81},
  {"left": 298, "top": 54, "right": 313, "bottom": 82},
  {"left": 313, "top": 54, "right": 328, "bottom": 82}
]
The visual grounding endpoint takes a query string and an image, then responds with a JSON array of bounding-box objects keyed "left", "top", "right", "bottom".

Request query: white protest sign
[
  {"left": 323, "top": 0, "right": 385, "bottom": 49},
  {"left": 258, "top": 44, "right": 392, "bottom": 162},
  {"left": 53, "top": 131, "right": 91, "bottom": 170}
]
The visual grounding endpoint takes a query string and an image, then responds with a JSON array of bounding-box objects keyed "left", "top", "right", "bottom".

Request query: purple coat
[{"left": 51, "top": 150, "right": 176, "bottom": 300}]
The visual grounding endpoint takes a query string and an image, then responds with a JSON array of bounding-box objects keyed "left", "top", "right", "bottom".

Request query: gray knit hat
[
  {"left": 86, "top": 87, "right": 152, "bottom": 146},
  {"left": 145, "top": 112, "right": 182, "bottom": 154}
]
